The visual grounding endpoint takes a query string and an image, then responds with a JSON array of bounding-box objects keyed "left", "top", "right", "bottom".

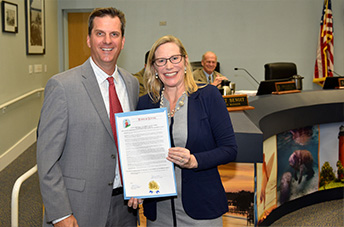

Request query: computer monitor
[
  {"left": 323, "top": 77, "right": 344, "bottom": 89},
  {"left": 256, "top": 78, "right": 291, "bottom": 96}
]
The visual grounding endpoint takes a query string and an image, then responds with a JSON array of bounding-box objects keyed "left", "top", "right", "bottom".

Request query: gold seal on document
[{"left": 148, "top": 180, "right": 160, "bottom": 191}]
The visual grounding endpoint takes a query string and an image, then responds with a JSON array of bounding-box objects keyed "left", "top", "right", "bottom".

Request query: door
[{"left": 68, "top": 12, "right": 90, "bottom": 69}]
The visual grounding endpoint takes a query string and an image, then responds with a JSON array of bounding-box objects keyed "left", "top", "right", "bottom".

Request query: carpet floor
[{"left": 1, "top": 143, "right": 343, "bottom": 227}]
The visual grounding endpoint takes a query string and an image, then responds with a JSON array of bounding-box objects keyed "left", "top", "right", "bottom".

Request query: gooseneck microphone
[
  {"left": 329, "top": 69, "right": 343, "bottom": 77},
  {"left": 234, "top": 67, "right": 260, "bottom": 85}
]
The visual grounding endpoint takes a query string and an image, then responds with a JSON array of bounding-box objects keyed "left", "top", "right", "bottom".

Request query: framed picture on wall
[
  {"left": 1, "top": 1, "right": 18, "bottom": 33},
  {"left": 25, "top": 0, "right": 45, "bottom": 55}
]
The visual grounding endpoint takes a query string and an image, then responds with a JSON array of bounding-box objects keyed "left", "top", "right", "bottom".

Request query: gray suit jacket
[{"left": 37, "top": 59, "right": 139, "bottom": 227}]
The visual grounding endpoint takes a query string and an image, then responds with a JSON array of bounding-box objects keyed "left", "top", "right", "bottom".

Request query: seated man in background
[
  {"left": 133, "top": 51, "right": 149, "bottom": 96},
  {"left": 193, "top": 51, "right": 228, "bottom": 87}
]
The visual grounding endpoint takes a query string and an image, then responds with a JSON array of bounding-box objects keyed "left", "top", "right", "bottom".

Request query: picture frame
[
  {"left": 1, "top": 1, "right": 18, "bottom": 33},
  {"left": 338, "top": 78, "right": 344, "bottom": 89},
  {"left": 25, "top": 0, "right": 45, "bottom": 55}
]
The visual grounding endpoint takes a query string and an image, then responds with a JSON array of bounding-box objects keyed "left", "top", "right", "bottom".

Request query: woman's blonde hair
[{"left": 144, "top": 35, "right": 198, "bottom": 103}]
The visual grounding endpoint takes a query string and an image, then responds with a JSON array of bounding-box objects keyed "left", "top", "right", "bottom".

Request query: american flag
[{"left": 313, "top": 0, "right": 334, "bottom": 86}]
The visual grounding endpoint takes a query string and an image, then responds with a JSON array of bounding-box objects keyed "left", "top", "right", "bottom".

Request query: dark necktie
[
  {"left": 208, "top": 75, "right": 212, "bottom": 83},
  {"left": 107, "top": 77, "right": 123, "bottom": 184}
]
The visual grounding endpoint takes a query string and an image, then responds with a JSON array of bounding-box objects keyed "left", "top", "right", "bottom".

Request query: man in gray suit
[{"left": 37, "top": 7, "right": 140, "bottom": 227}]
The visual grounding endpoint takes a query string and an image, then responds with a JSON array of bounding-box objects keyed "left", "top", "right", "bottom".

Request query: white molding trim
[{"left": 0, "top": 128, "right": 37, "bottom": 172}]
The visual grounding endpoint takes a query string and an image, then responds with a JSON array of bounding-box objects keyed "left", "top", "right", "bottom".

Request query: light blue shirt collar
[{"left": 203, "top": 69, "right": 213, "bottom": 83}]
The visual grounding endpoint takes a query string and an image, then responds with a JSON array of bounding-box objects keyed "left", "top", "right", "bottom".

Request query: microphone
[
  {"left": 329, "top": 69, "right": 343, "bottom": 77},
  {"left": 234, "top": 67, "right": 260, "bottom": 85}
]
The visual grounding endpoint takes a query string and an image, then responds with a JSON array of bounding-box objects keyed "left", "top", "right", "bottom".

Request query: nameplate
[
  {"left": 275, "top": 81, "right": 297, "bottom": 92},
  {"left": 223, "top": 94, "right": 249, "bottom": 107},
  {"left": 338, "top": 78, "right": 344, "bottom": 89},
  {"left": 272, "top": 81, "right": 301, "bottom": 95}
]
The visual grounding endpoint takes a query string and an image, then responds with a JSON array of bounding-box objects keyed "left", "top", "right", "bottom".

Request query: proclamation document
[{"left": 115, "top": 108, "right": 177, "bottom": 199}]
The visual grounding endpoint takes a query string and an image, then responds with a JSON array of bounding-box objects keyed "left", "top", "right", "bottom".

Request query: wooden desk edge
[
  {"left": 227, "top": 106, "right": 255, "bottom": 112},
  {"left": 272, "top": 90, "right": 301, "bottom": 95}
]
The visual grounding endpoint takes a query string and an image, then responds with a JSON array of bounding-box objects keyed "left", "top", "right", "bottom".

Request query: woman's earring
[
  {"left": 155, "top": 72, "right": 159, "bottom": 79},
  {"left": 184, "top": 67, "right": 187, "bottom": 74}
]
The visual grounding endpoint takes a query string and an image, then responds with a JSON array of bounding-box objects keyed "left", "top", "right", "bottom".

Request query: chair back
[
  {"left": 264, "top": 62, "right": 297, "bottom": 80},
  {"left": 190, "top": 61, "right": 202, "bottom": 71}
]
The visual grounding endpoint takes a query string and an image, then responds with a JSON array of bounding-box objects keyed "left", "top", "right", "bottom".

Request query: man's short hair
[{"left": 88, "top": 7, "right": 126, "bottom": 36}]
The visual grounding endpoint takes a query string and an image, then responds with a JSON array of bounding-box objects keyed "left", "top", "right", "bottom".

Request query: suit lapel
[
  {"left": 186, "top": 90, "right": 204, "bottom": 148},
  {"left": 118, "top": 67, "right": 135, "bottom": 111},
  {"left": 201, "top": 70, "right": 208, "bottom": 83},
  {"left": 80, "top": 60, "right": 114, "bottom": 141}
]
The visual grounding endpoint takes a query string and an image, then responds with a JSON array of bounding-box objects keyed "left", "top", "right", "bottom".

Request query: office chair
[
  {"left": 190, "top": 61, "right": 202, "bottom": 71},
  {"left": 264, "top": 62, "right": 297, "bottom": 80},
  {"left": 190, "top": 61, "right": 220, "bottom": 73}
]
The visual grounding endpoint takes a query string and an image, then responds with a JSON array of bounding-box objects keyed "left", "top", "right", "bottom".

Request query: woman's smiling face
[{"left": 154, "top": 42, "right": 188, "bottom": 90}]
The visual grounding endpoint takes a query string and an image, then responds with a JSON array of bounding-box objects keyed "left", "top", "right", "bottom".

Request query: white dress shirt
[{"left": 90, "top": 57, "right": 130, "bottom": 189}]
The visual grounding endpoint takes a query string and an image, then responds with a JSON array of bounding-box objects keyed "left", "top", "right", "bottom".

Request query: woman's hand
[{"left": 167, "top": 147, "right": 198, "bottom": 169}]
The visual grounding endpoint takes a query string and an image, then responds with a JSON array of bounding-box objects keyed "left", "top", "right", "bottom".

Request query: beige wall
[
  {"left": 1, "top": 0, "right": 344, "bottom": 170},
  {"left": 0, "top": 0, "right": 59, "bottom": 170},
  {"left": 58, "top": 0, "right": 344, "bottom": 91}
]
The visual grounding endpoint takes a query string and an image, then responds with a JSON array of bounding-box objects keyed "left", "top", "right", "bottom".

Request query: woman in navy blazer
[{"left": 137, "top": 35, "right": 237, "bottom": 226}]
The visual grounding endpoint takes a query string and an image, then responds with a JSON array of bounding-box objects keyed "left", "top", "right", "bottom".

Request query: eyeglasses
[{"left": 153, "top": 55, "right": 184, "bottom": 67}]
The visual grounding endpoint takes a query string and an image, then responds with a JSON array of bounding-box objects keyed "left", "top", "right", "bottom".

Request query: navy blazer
[{"left": 136, "top": 85, "right": 238, "bottom": 220}]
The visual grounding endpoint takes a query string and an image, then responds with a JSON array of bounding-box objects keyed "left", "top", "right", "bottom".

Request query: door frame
[{"left": 58, "top": 9, "right": 92, "bottom": 72}]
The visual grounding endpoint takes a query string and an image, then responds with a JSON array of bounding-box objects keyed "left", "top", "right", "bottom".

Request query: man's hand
[
  {"left": 212, "top": 75, "right": 228, "bottom": 87},
  {"left": 128, "top": 198, "right": 143, "bottom": 209},
  {"left": 54, "top": 215, "right": 79, "bottom": 227}
]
